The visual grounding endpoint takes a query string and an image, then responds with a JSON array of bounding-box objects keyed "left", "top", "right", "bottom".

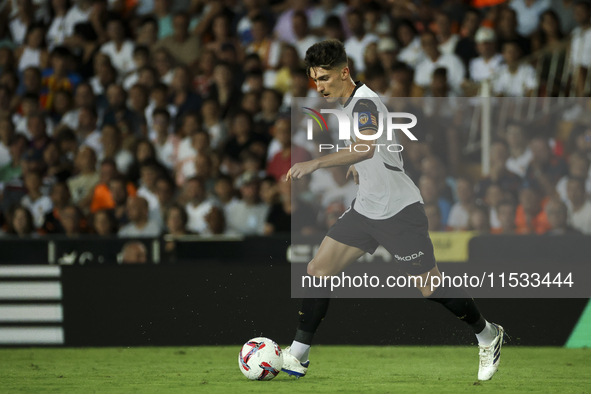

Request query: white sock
[
  {"left": 290, "top": 340, "right": 310, "bottom": 362},
  {"left": 475, "top": 321, "right": 498, "bottom": 346}
]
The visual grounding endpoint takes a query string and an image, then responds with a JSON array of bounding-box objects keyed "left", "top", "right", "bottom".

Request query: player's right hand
[{"left": 346, "top": 165, "right": 359, "bottom": 185}]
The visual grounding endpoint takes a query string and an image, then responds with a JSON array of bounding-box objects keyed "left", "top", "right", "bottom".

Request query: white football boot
[
  {"left": 281, "top": 346, "right": 309, "bottom": 378},
  {"left": 478, "top": 323, "right": 507, "bottom": 381}
]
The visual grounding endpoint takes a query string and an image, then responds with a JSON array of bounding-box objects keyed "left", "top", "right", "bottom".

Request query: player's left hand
[{"left": 286, "top": 160, "right": 320, "bottom": 181}]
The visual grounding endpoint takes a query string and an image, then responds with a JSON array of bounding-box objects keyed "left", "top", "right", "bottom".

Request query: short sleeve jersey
[{"left": 341, "top": 82, "right": 423, "bottom": 219}]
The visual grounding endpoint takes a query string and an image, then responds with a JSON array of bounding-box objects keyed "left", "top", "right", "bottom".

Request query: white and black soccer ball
[{"left": 238, "top": 337, "right": 283, "bottom": 381}]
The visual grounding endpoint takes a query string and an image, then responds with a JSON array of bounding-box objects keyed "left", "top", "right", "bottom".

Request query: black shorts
[{"left": 326, "top": 201, "right": 436, "bottom": 275}]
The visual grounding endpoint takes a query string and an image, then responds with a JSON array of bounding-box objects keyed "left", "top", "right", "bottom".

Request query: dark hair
[
  {"left": 25, "top": 23, "right": 47, "bottom": 47},
  {"left": 432, "top": 67, "right": 448, "bottom": 80},
  {"left": 93, "top": 209, "right": 118, "bottom": 234},
  {"left": 304, "top": 39, "right": 348, "bottom": 76},
  {"left": 133, "top": 45, "right": 150, "bottom": 57},
  {"left": 7, "top": 205, "right": 34, "bottom": 235},
  {"left": 51, "top": 46, "right": 72, "bottom": 59},
  {"left": 166, "top": 203, "right": 188, "bottom": 227},
  {"left": 325, "top": 15, "right": 343, "bottom": 30},
  {"left": 74, "top": 23, "right": 98, "bottom": 41},
  {"left": 153, "top": 108, "right": 171, "bottom": 121},
  {"left": 22, "top": 92, "right": 40, "bottom": 103}
]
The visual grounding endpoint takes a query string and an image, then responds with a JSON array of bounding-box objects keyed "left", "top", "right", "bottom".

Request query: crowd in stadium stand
[{"left": 0, "top": 0, "right": 590, "bottom": 239}]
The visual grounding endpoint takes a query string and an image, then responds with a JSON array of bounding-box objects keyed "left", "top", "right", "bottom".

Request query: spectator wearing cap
[
  {"left": 395, "top": 19, "right": 425, "bottom": 68},
  {"left": 153, "top": 13, "right": 201, "bottom": 67},
  {"left": 469, "top": 27, "right": 504, "bottom": 82},
  {"left": 515, "top": 180, "right": 551, "bottom": 234},
  {"left": 226, "top": 172, "right": 269, "bottom": 235},
  {"left": 266, "top": 117, "right": 312, "bottom": 182},
  {"left": 565, "top": 176, "right": 591, "bottom": 234},
  {"left": 454, "top": 9, "right": 481, "bottom": 69},
  {"left": 544, "top": 197, "right": 582, "bottom": 235},
  {"left": 414, "top": 31, "right": 466, "bottom": 94},
  {"left": 510, "top": 0, "right": 551, "bottom": 37},
  {"left": 118, "top": 196, "right": 161, "bottom": 237},
  {"left": 493, "top": 41, "right": 538, "bottom": 96},
  {"left": 344, "top": 9, "right": 379, "bottom": 74}
]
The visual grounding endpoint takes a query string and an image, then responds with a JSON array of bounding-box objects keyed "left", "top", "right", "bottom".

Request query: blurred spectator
[
  {"left": 152, "top": 48, "right": 174, "bottom": 85},
  {"left": 123, "top": 47, "right": 150, "bottom": 91},
  {"left": 213, "top": 175, "right": 239, "bottom": 217},
  {"left": 493, "top": 41, "right": 538, "bottom": 96},
  {"left": 484, "top": 183, "right": 505, "bottom": 231},
  {"left": 121, "top": 241, "right": 147, "bottom": 263},
  {"left": 447, "top": 177, "right": 476, "bottom": 231},
  {"left": 4, "top": 205, "right": 36, "bottom": 237},
  {"left": 344, "top": 9, "right": 378, "bottom": 74},
  {"left": 492, "top": 199, "right": 518, "bottom": 234},
  {"left": 569, "top": 0, "right": 591, "bottom": 96},
  {"left": 137, "top": 158, "right": 164, "bottom": 214},
  {"left": 246, "top": 15, "right": 281, "bottom": 71},
  {"left": 59, "top": 204, "right": 84, "bottom": 237},
  {"left": 525, "top": 136, "right": 568, "bottom": 196},
  {"left": 154, "top": 176, "right": 175, "bottom": 227},
  {"left": 0, "top": 117, "right": 15, "bottom": 167},
  {"left": 254, "top": 89, "right": 282, "bottom": 143},
  {"left": 41, "top": 46, "right": 81, "bottom": 110},
  {"left": 544, "top": 197, "right": 582, "bottom": 234},
  {"left": 395, "top": 19, "right": 424, "bottom": 68},
  {"left": 76, "top": 106, "right": 102, "bottom": 155},
  {"left": 505, "top": 122, "right": 533, "bottom": 177},
  {"left": 565, "top": 176, "right": 591, "bottom": 234},
  {"left": 165, "top": 204, "right": 190, "bottom": 236},
  {"left": 556, "top": 152, "right": 591, "bottom": 201},
  {"left": 67, "top": 145, "right": 99, "bottom": 206},
  {"left": 153, "top": 13, "right": 201, "bottom": 66},
  {"left": 497, "top": 8, "right": 531, "bottom": 56},
  {"left": 414, "top": 31, "right": 466, "bottom": 93},
  {"left": 69, "top": 23, "right": 100, "bottom": 80},
  {"left": 419, "top": 175, "right": 452, "bottom": 227},
  {"left": 469, "top": 27, "right": 504, "bottom": 82},
  {"left": 16, "top": 23, "right": 49, "bottom": 73},
  {"left": 226, "top": 172, "right": 268, "bottom": 235},
  {"left": 21, "top": 170, "right": 52, "bottom": 228},
  {"left": 118, "top": 196, "right": 161, "bottom": 237},
  {"left": 170, "top": 66, "right": 202, "bottom": 121},
  {"left": 60, "top": 82, "right": 95, "bottom": 131},
  {"left": 515, "top": 181, "right": 551, "bottom": 234},
  {"left": 201, "top": 205, "right": 228, "bottom": 236},
  {"left": 46, "top": 0, "right": 69, "bottom": 49},
  {"left": 454, "top": 8, "right": 481, "bottom": 70},
  {"left": 510, "top": 0, "right": 551, "bottom": 37},
  {"left": 293, "top": 11, "right": 321, "bottom": 60},
  {"left": 92, "top": 209, "right": 118, "bottom": 236},
  {"left": 40, "top": 181, "right": 70, "bottom": 234},
  {"left": 435, "top": 11, "right": 460, "bottom": 56},
  {"left": 150, "top": 108, "right": 175, "bottom": 169},
  {"left": 99, "top": 124, "right": 133, "bottom": 175},
  {"left": 467, "top": 205, "right": 491, "bottom": 234},
  {"left": 266, "top": 117, "right": 311, "bottom": 182},
  {"left": 184, "top": 176, "right": 214, "bottom": 233},
  {"left": 424, "top": 203, "right": 443, "bottom": 232},
  {"left": 475, "top": 140, "right": 522, "bottom": 200},
  {"left": 551, "top": 0, "right": 577, "bottom": 34},
  {"left": 0, "top": 135, "right": 28, "bottom": 183}
]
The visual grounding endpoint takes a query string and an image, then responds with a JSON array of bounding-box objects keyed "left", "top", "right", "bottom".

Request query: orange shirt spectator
[
  {"left": 90, "top": 182, "right": 137, "bottom": 213},
  {"left": 515, "top": 197, "right": 551, "bottom": 234}
]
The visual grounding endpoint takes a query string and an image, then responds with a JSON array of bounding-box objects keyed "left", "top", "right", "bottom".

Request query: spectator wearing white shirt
[
  {"left": 414, "top": 31, "right": 466, "bottom": 93},
  {"left": 447, "top": 177, "right": 476, "bottom": 231},
  {"left": 63, "top": 0, "right": 93, "bottom": 39},
  {"left": 493, "top": 41, "right": 538, "bottom": 96},
  {"left": 21, "top": 170, "right": 53, "bottom": 228},
  {"left": 510, "top": 0, "right": 551, "bottom": 37},
  {"left": 566, "top": 176, "right": 591, "bottom": 234},
  {"left": 76, "top": 106, "right": 103, "bottom": 157},
  {"left": 100, "top": 17, "right": 136, "bottom": 78},
  {"left": 469, "top": 27, "right": 504, "bottom": 82},
  {"left": 556, "top": 152, "right": 591, "bottom": 202},
  {"left": 344, "top": 9, "right": 379, "bottom": 74},
  {"left": 395, "top": 19, "right": 425, "bottom": 68},
  {"left": 46, "top": 0, "right": 69, "bottom": 49},
  {"left": 0, "top": 117, "right": 15, "bottom": 167},
  {"left": 569, "top": 1, "right": 591, "bottom": 96},
  {"left": 435, "top": 11, "right": 460, "bottom": 56},
  {"left": 226, "top": 173, "right": 269, "bottom": 235},
  {"left": 293, "top": 11, "right": 322, "bottom": 61},
  {"left": 118, "top": 196, "right": 162, "bottom": 237},
  {"left": 60, "top": 82, "right": 96, "bottom": 131},
  {"left": 506, "top": 122, "right": 533, "bottom": 177},
  {"left": 150, "top": 108, "right": 176, "bottom": 170},
  {"left": 184, "top": 176, "right": 215, "bottom": 233}
]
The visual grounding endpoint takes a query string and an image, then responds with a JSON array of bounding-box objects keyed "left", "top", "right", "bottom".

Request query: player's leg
[
  {"left": 283, "top": 236, "right": 367, "bottom": 377},
  {"left": 371, "top": 202, "right": 506, "bottom": 380}
]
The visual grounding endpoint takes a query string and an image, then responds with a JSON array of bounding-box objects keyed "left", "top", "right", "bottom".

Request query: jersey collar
[{"left": 342, "top": 81, "right": 364, "bottom": 108}]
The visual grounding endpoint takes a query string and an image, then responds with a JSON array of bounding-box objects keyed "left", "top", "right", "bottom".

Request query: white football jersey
[{"left": 341, "top": 82, "right": 423, "bottom": 219}]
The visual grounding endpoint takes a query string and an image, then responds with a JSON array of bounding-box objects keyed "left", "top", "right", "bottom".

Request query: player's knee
[{"left": 307, "top": 261, "right": 330, "bottom": 278}]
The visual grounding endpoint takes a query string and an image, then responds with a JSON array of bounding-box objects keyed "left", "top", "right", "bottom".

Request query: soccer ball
[{"left": 238, "top": 337, "right": 283, "bottom": 380}]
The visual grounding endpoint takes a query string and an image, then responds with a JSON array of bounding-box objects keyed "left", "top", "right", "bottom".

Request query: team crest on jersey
[{"left": 359, "top": 112, "right": 369, "bottom": 125}]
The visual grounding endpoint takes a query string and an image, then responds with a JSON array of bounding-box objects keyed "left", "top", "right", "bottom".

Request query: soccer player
[{"left": 283, "top": 39, "right": 506, "bottom": 381}]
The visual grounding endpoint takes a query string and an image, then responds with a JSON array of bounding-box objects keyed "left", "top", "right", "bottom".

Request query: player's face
[{"left": 310, "top": 67, "right": 347, "bottom": 103}]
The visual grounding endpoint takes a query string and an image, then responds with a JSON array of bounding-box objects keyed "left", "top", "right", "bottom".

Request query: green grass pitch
[{"left": 1, "top": 346, "right": 589, "bottom": 393}]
